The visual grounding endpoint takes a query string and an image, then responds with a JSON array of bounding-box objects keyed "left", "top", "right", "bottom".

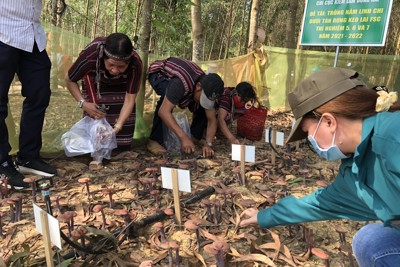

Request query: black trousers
[
  {"left": 0, "top": 41, "right": 51, "bottom": 163},
  {"left": 148, "top": 73, "right": 207, "bottom": 145}
]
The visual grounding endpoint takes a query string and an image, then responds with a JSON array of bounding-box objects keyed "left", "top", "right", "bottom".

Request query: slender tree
[
  {"left": 286, "top": 0, "right": 299, "bottom": 49},
  {"left": 92, "top": 0, "right": 101, "bottom": 38},
  {"left": 248, "top": 0, "right": 260, "bottom": 52},
  {"left": 191, "top": 0, "right": 204, "bottom": 61},
  {"left": 224, "top": 0, "right": 235, "bottom": 59},
  {"left": 114, "top": 0, "right": 119, "bottom": 32},
  {"left": 134, "top": 0, "right": 153, "bottom": 139}
]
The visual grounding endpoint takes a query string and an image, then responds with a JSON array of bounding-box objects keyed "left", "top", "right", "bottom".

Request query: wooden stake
[
  {"left": 240, "top": 145, "right": 246, "bottom": 185},
  {"left": 171, "top": 168, "right": 182, "bottom": 224},
  {"left": 271, "top": 129, "right": 277, "bottom": 165},
  {"left": 40, "top": 210, "right": 54, "bottom": 267}
]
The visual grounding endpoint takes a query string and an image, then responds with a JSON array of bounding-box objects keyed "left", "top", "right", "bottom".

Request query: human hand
[
  {"left": 230, "top": 138, "right": 240, "bottom": 145},
  {"left": 239, "top": 208, "right": 259, "bottom": 227},
  {"left": 83, "top": 102, "right": 107, "bottom": 120},
  {"left": 202, "top": 144, "right": 215, "bottom": 158},
  {"left": 180, "top": 135, "right": 195, "bottom": 154}
]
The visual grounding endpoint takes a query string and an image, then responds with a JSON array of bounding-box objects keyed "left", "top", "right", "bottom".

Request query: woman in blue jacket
[{"left": 240, "top": 67, "right": 400, "bottom": 267}]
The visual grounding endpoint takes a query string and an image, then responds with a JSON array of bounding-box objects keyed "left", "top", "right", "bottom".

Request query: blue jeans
[{"left": 352, "top": 223, "right": 400, "bottom": 267}]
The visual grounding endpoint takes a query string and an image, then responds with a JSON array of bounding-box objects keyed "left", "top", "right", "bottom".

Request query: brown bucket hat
[{"left": 286, "top": 67, "right": 366, "bottom": 143}]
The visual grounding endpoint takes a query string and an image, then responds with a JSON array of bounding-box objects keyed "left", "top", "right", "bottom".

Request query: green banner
[{"left": 300, "top": 0, "right": 393, "bottom": 46}]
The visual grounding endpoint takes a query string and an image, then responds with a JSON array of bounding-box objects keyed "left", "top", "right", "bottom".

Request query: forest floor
[{"left": 1, "top": 87, "right": 364, "bottom": 267}]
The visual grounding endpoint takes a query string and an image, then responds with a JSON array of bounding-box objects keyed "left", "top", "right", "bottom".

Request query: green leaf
[{"left": 59, "top": 258, "right": 74, "bottom": 267}]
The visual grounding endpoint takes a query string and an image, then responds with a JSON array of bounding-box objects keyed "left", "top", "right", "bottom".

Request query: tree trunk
[
  {"left": 207, "top": 15, "right": 221, "bottom": 60},
  {"left": 83, "top": 0, "right": 90, "bottom": 37},
  {"left": 51, "top": 0, "right": 58, "bottom": 26},
  {"left": 114, "top": 0, "right": 119, "bottom": 32},
  {"left": 224, "top": 0, "right": 235, "bottom": 59},
  {"left": 92, "top": 0, "right": 101, "bottom": 39},
  {"left": 285, "top": 0, "right": 298, "bottom": 49},
  {"left": 134, "top": 0, "right": 143, "bottom": 37},
  {"left": 134, "top": 0, "right": 153, "bottom": 139},
  {"left": 238, "top": 0, "right": 247, "bottom": 56},
  {"left": 191, "top": 0, "right": 204, "bottom": 62},
  {"left": 248, "top": 0, "right": 260, "bottom": 52},
  {"left": 285, "top": 0, "right": 299, "bottom": 107},
  {"left": 218, "top": 15, "right": 228, "bottom": 59}
]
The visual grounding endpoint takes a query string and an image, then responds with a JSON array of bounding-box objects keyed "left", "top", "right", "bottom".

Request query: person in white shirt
[{"left": 0, "top": 0, "right": 57, "bottom": 189}]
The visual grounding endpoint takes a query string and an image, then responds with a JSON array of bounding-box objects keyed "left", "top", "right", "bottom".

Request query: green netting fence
[{"left": 6, "top": 24, "right": 400, "bottom": 154}]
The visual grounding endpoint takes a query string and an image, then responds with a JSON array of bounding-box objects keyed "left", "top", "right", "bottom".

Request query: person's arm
[
  {"left": 202, "top": 109, "right": 218, "bottom": 157},
  {"left": 217, "top": 108, "right": 239, "bottom": 144},
  {"left": 113, "top": 92, "right": 136, "bottom": 133},
  {"left": 64, "top": 75, "right": 106, "bottom": 120},
  {"left": 159, "top": 97, "right": 195, "bottom": 154},
  {"left": 241, "top": 165, "right": 378, "bottom": 228}
]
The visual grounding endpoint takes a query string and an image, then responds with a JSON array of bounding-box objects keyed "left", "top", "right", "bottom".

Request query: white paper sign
[
  {"left": 231, "top": 144, "right": 255, "bottom": 163},
  {"left": 265, "top": 130, "right": 285, "bottom": 147},
  {"left": 33, "top": 204, "right": 62, "bottom": 249},
  {"left": 161, "top": 167, "right": 191, "bottom": 193}
]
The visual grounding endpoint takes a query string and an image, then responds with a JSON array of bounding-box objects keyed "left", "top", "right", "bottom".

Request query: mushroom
[
  {"left": 114, "top": 208, "right": 131, "bottom": 230},
  {"left": 204, "top": 241, "right": 230, "bottom": 267},
  {"left": 71, "top": 226, "right": 88, "bottom": 250},
  {"left": 78, "top": 177, "right": 91, "bottom": 199},
  {"left": 169, "top": 240, "right": 181, "bottom": 267},
  {"left": 102, "top": 188, "right": 116, "bottom": 208},
  {"left": 5, "top": 198, "right": 16, "bottom": 223},
  {"left": 64, "top": 211, "right": 77, "bottom": 231},
  {"left": 212, "top": 241, "right": 230, "bottom": 267},
  {"left": 23, "top": 176, "right": 37, "bottom": 203},
  {"left": 93, "top": 204, "right": 107, "bottom": 229},
  {"left": 184, "top": 219, "right": 202, "bottom": 251},
  {"left": 153, "top": 222, "right": 167, "bottom": 242},
  {"left": 58, "top": 212, "right": 74, "bottom": 237},
  {"left": 150, "top": 190, "right": 160, "bottom": 208},
  {"left": 160, "top": 241, "right": 174, "bottom": 267},
  {"left": 311, "top": 247, "right": 330, "bottom": 267}
]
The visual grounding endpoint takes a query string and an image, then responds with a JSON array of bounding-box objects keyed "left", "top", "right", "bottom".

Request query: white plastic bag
[
  {"left": 61, "top": 116, "right": 117, "bottom": 162},
  {"left": 163, "top": 112, "right": 191, "bottom": 152}
]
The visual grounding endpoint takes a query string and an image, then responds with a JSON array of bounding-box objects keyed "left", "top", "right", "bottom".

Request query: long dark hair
[{"left": 104, "top": 33, "right": 133, "bottom": 62}]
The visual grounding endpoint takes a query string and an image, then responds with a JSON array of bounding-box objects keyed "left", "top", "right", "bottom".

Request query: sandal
[{"left": 89, "top": 160, "right": 103, "bottom": 171}]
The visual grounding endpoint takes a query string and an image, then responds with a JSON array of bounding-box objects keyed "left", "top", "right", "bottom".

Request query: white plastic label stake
[
  {"left": 33, "top": 204, "right": 62, "bottom": 250},
  {"left": 265, "top": 130, "right": 285, "bottom": 146},
  {"left": 231, "top": 144, "right": 255, "bottom": 163},
  {"left": 161, "top": 167, "right": 191, "bottom": 193}
]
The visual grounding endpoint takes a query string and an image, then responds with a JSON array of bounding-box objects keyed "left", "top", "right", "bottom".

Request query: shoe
[
  {"left": 0, "top": 160, "right": 29, "bottom": 189},
  {"left": 15, "top": 158, "right": 57, "bottom": 177},
  {"left": 147, "top": 140, "right": 167, "bottom": 155}
]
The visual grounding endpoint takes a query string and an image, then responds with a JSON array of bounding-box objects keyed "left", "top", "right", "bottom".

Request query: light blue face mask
[{"left": 307, "top": 117, "right": 350, "bottom": 161}]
